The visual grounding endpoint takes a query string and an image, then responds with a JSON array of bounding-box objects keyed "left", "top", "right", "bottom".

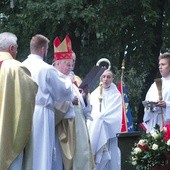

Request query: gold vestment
[{"left": 0, "top": 52, "right": 38, "bottom": 169}]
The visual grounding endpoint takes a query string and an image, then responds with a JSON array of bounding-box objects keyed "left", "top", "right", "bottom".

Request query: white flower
[
  {"left": 167, "top": 139, "right": 170, "bottom": 146},
  {"left": 132, "top": 161, "right": 137, "bottom": 166},
  {"left": 138, "top": 139, "right": 147, "bottom": 146},
  {"left": 152, "top": 144, "right": 158, "bottom": 150},
  {"left": 133, "top": 147, "right": 142, "bottom": 154},
  {"left": 132, "top": 156, "right": 138, "bottom": 161},
  {"left": 150, "top": 131, "right": 159, "bottom": 139}
]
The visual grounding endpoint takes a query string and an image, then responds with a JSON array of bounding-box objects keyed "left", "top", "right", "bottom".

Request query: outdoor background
[{"left": 1, "top": 0, "right": 170, "bottom": 128}]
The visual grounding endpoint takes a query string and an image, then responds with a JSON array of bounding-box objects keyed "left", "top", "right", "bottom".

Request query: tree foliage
[{"left": 1, "top": 0, "right": 170, "bottom": 124}]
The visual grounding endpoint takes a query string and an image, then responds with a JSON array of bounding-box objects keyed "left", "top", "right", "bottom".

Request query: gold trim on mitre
[{"left": 54, "top": 35, "right": 73, "bottom": 60}]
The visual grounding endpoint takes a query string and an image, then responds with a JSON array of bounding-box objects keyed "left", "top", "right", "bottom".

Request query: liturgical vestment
[
  {"left": 0, "top": 52, "right": 38, "bottom": 170},
  {"left": 143, "top": 77, "right": 170, "bottom": 132},
  {"left": 87, "top": 83, "right": 122, "bottom": 170}
]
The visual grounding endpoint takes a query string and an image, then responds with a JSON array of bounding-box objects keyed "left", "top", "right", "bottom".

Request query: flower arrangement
[{"left": 130, "top": 124, "right": 170, "bottom": 170}]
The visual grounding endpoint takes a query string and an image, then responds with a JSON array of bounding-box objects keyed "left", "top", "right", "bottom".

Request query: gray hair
[{"left": 0, "top": 32, "right": 17, "bottom": 51}]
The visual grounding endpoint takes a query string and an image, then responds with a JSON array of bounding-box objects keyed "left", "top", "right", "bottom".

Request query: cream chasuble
[
  {"left": 72, "top": 83, "right": 95, "bottom": 170},
  {"left": 0, "top": 52, "right": 38, "bottom": 170}
]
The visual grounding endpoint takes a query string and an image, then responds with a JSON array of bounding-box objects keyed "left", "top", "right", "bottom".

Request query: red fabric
[
  {"left": 54, "top": 35, "right": 73, "bottom": 60},
  {"left": 65, "top": 35, "right": 72, "bottom": 52},
  {"left": 74, "top": 81, "right": 78, "bottom": 87},
  {"left": 117, "top": 80, "right": 128, "bottom": 132},
  {"left": 54, "top": 52, "right": 73, "bottom": 60},
  {"left": 163, "top": 123, "right": 170, "bottom": 141},
  {"left": 0, "top": 61, "right": 3, "bottom": 67},
  {"left": 54, "top": 37, "right": 61, "bottom": 48},
  {"left": 139, "top": 122, "right": 147, "bottom": 132}
]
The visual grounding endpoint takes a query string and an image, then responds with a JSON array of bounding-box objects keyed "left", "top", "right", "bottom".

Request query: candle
[
  {"left": 99, "top": 82, "right": 103, "bottom": 96},
  {"left": 99, "top": 82, "right": 103, "bottom": 112}
]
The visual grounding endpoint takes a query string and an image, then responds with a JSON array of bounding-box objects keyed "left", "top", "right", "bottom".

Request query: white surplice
[
  {"left": 22, "top": 54, "right": 73, "bottom": 170},
  {"left": 143, "top": 77, "right": 170, "bottom": 132},
  {"left": 87, "top": 83, "right": 122, "bottom": 170}
]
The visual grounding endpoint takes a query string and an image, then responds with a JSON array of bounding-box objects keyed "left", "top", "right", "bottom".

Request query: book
[{"left": 79, "top": 65, "right": 106, "bottom": 92}]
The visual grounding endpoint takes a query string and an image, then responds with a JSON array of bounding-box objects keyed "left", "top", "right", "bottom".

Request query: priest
[{"left": 87, "top": 70, "right": 122, "bottom": 170}]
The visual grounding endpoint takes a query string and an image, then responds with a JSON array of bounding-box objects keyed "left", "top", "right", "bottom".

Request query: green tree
[{"left": 1, "top": 0, "right": 170, "bottom": 125}]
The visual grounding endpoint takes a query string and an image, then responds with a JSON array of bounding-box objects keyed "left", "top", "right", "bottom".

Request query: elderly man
[
  {"left": 0, "top": 32, "right": 38, "bottom": 170},
  {"left": 52, "top": 35, "right": 76, "bottom": 170},
  {"left": 52, "top": 35, "right": 94, "bottom": 170}
]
